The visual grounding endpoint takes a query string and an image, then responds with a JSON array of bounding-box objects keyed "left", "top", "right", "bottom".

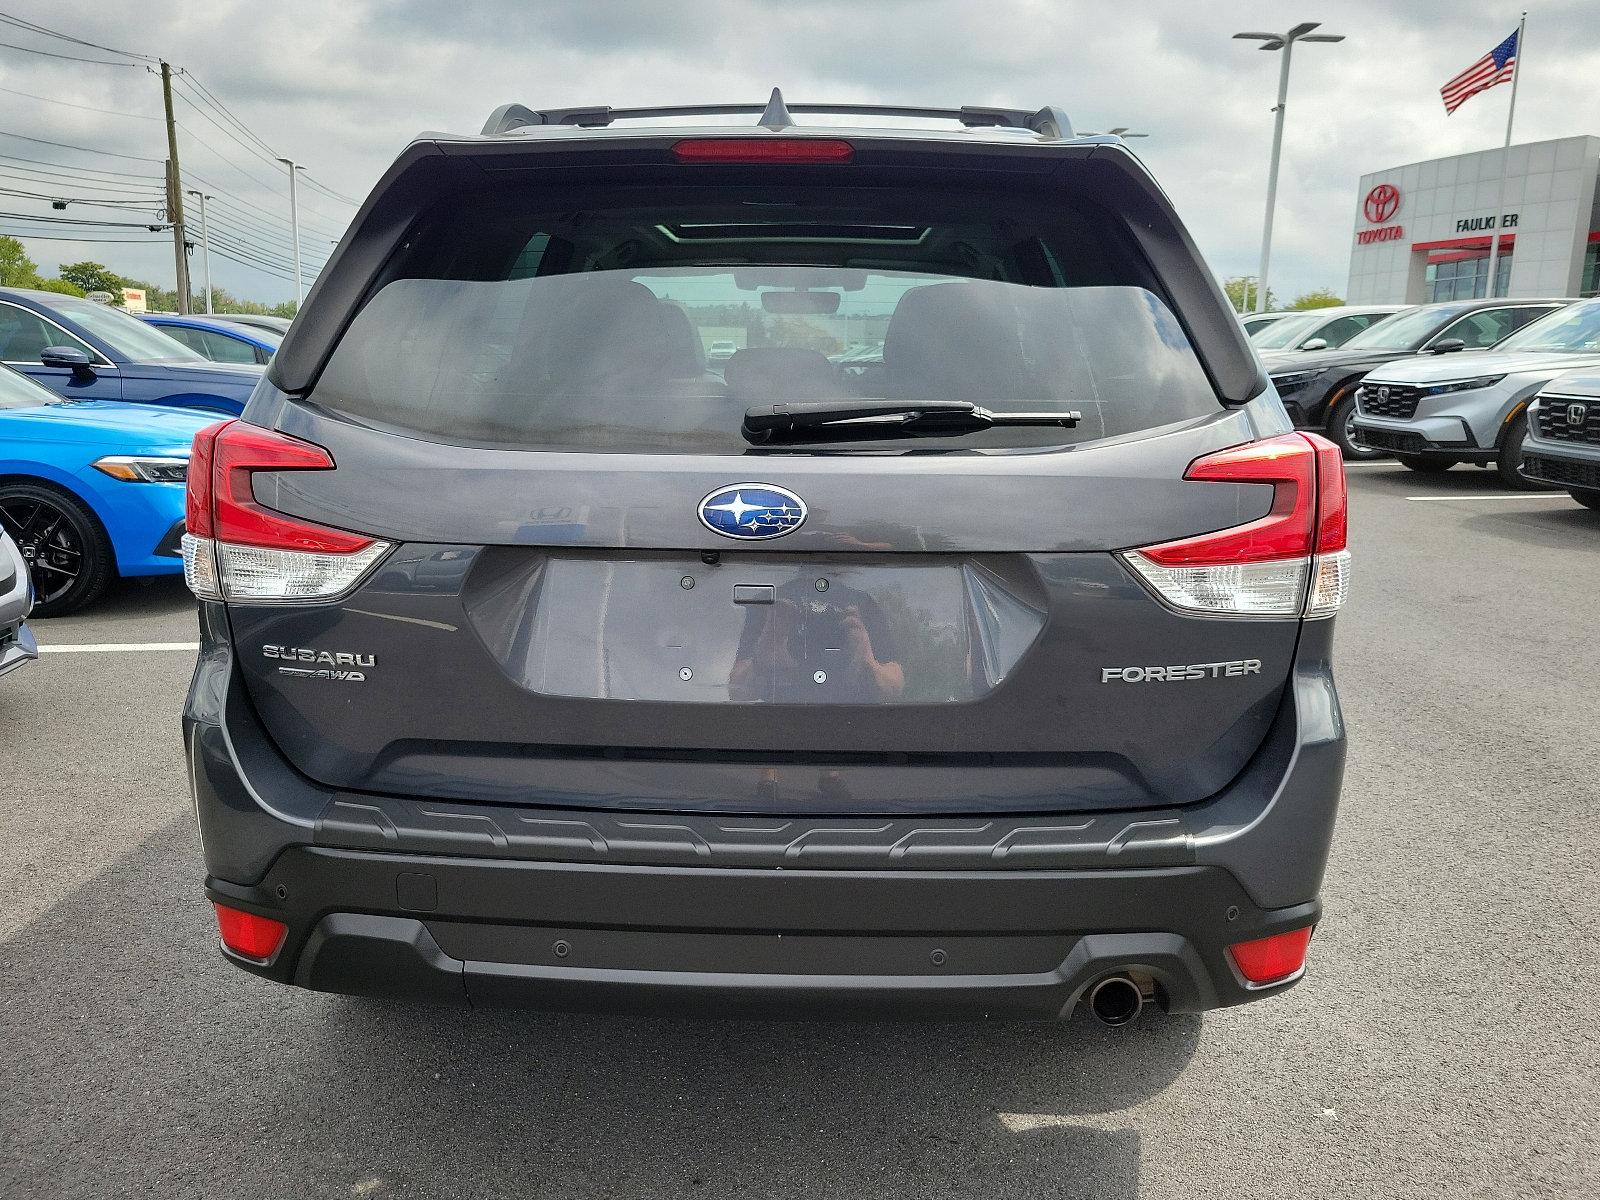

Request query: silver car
[
  {"left": 0, "top": 526, "right": 37, "bottom": 678},
  {"left": 1351, "top": 298, "right": 1600, "bottom": 487},
  {"left": 1522, "top": 368, "right": 1600, "bottom": 511}
]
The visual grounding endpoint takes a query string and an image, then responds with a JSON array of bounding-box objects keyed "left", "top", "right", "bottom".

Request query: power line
[
  {"left": 0, "top": 167, "right": 164, "bottom": 197},
  {"left": 0, "top": 185, "right": 163, "bottom": 211},
  {"left": 0, "top": 83, "right": 159, "bottom": 120},
  {"left": 300, "top": 175, "right": 360, "bottom": 207},
  {"left": 0, "top": 229, "right": 165, "bottom": 243},
  {"left": 0, "top": 11, "right": 157, "bottom": 62},
  {"left": 178, "top": 72, "right": 279, "bottom": 160},
  {"left": 175, "top": 118, "right": 291, "bottom": 197},
  {"left": 0, "top": 129, "right": 163, "bottom": 163},
  {"left": 0, "top": 151, "right": 161, "bottom": 182},
  {"left": 189, "top": 173, "right": 345, "bottom": 240},
  {"left": 0, "top": 37, "right": 139, "bottom": 66},
  {"left": 0, "top": 209, "right": 170, "bottom": 228}
]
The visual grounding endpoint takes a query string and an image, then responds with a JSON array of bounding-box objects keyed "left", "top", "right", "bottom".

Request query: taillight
[
  {"left": 671, "top": 138, "right": 855, "bottom": 163},
  {"left": 1120, "top": 433, "right": 1350, "bottom": 618},
  {"left": 182, "top": 420, "right": 390, "bottom": 603},
  {"left": 212, "top": 902, "right": 288, "bottom": 961},
  {"left": 1229, "top": 926, "right": 1314, "bottom": 985}
]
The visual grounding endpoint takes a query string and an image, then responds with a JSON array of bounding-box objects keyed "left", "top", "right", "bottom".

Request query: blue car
[
  {"left": 0, "top": 362, "right": 216, "bottom": 614},
  {"left": 142, "top": 313, "right": 282, "bottom": 366},
  {"left": 0, "top": 288, "right": 261, "bottom": 416}
]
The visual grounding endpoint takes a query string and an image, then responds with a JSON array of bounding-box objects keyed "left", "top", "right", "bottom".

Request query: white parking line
[
  {"left": 37, "top": 642, "right": 200, "bottom": 653},
  {"left": 1404, "top": 494, "right": 1575, "bottom": 502}
]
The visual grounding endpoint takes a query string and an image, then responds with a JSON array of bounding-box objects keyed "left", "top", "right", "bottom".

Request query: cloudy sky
[{"left": 1, "top": 0, "right": 1597, "bottom": 306}]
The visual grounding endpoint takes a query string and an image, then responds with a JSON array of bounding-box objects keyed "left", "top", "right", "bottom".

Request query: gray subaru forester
[{"left": 182, "top": 92, "right": 1349, "bottom": 1026}]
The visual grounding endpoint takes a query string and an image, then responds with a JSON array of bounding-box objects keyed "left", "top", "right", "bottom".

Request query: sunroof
[{"left": 657, "top": 222, "right": 929, "bottom": 244}]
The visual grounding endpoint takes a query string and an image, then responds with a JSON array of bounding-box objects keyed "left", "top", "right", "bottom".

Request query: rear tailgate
[
  {"left": 218, "top": 130, "right": 1297, "bottom": 817},
  {"left": 225, "top": 404, "right": 1296, "bottom": 814}
]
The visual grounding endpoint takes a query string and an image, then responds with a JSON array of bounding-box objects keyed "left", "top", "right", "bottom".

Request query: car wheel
[
  {"left": 1571, "top": 488, "right": 1600, "bottom": 512},
  {"left": 1495, "top": 407, "right": 1557, "bottom": 490},
  {"left": 0, "top": 482, "right": 114, "bottom": 616},
  {"left": 1394, "top": 454, "right": 1458, "bottom": 473},
  {"left": 1326, "top": 389, "right": 1383, "bottom": 460}
]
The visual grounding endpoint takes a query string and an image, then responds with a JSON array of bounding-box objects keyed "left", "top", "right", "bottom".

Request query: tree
[
  {"left": 1289, "top": 288, "right": 1344, "bottom": 310},
  {"left": 58, "top": 261, "right": 126, "bottom": 295},
  {"left": 0, "top": 236, "right": 39, "bottom": 288},
  {"left": 34, "top": 278, "right": 86, "bottom": 297},
  {"left": 1223, "top": 277, "right": 1275, "bottom": 313}
]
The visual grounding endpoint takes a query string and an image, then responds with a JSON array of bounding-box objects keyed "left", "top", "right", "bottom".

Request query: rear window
[{"left": 313, "top": 183, "right": 1219, "bottom": 453}]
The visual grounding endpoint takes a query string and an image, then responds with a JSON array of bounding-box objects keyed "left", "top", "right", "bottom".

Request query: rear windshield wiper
[{"left": 742, "top": 401, "right": 1081, "bottom": 444}]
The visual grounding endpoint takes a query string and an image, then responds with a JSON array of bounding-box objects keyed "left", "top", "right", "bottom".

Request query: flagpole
[{"left": 1485, "top": 11, "right": 1527, "bottom": 298}]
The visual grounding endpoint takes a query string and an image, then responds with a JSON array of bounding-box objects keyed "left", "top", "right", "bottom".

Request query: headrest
[
  {"left": 882, "top": 281, "right": 1040, "bottom": 401},
  {"left": 722, "top": 347, "right": 846, "bottom": 401}
]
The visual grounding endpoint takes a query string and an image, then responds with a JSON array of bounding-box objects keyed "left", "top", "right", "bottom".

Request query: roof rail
[{"left": 480, "top": 88, "right": 1073, "bottom": 140}]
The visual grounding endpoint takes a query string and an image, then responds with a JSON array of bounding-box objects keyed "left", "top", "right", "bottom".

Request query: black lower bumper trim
[
  {"left": 1523, "top": 453, "right": 1600, "bottom": 491},
  {"left": 209, "top": 846, "right": 1319, "bottom": 1018},
  {"left": 154, "top": 518, "right": 185, "bottom": 558}
]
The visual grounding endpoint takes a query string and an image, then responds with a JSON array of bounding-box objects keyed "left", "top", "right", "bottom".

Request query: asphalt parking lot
[{"left": 2, "top": 462, "right": 1597, "bottom": 1200}]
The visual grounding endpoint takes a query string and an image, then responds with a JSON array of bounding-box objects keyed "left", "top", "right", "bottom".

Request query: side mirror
[
  {"left": 1430, "top": 338, "right": 1466, "bottom": 354},
  {"left": 1299, "top": 337, "right": 1329, "bottom": 351},
  {"left": 40, "top": 345, "right": 97, "bottom": 381}
]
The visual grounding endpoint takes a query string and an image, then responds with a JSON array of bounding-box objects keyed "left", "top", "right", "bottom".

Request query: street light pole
[
  {"left": 276, "top": 157, "right": 305, "bottom": 308},
  {"left": 1235, "top": 23, "right": 1345, "bottom": 313},
  {"left": 185, "top": 189, "right": 214, "bottom": 314}
]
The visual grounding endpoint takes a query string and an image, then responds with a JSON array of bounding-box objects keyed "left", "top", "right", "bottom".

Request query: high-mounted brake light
[
  {"left": 1229, "top": 926, "right": 1314, "bottom": 986},
  {"left": 182, "top": 420, "right": 390, "bottom": 603},
  {"left": 1120, "top": 433, "right": 1350, "bottom": 618},
  {"left": 672, "top": 138, "right": 855, "bottom": 164},
  {"left": 212, "top": 902, "right": 287, "bottom": 962}
]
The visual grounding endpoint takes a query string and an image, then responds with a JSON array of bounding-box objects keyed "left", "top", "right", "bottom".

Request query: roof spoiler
[{"left": 480, "top": 87, "right": 1073, "bottom": 140}]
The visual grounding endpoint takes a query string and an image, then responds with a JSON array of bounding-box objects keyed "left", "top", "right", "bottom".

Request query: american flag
[{"left": 1441, "top": 30, "right": 1519, "bottom": 114}]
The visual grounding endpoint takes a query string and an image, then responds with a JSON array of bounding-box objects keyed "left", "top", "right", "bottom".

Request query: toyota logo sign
[{"left": 1364, "top": 184, "right": 1401, "bottom": 224}]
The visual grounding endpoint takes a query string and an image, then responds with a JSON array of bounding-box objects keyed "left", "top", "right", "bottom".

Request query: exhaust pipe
[{"left": 1088, "top": 974, "right": 1144, "bottom": 1027}]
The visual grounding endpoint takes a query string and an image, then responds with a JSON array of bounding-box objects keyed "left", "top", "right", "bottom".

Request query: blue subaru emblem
[{"left": 698, "top": 484, "right": 807, "bottom": 540}]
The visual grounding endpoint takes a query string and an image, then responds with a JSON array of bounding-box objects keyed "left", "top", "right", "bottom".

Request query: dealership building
[{"left": 1346, "top": 135, "right": 1600, "bottom": 304}]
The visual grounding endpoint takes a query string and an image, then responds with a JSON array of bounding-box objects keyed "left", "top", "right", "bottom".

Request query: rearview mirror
[
  {"left": 761, "top": 290, "right": 841, "bottom": 315},
  {"left": 1430, "top": 338, "right": 1466, "bottom": 354},
  {"left": 40, "top": 346, "right": 96, "bottom": 381},
  {"left": 1299, "top": 337, "right": 1328, "bottom": 351}
]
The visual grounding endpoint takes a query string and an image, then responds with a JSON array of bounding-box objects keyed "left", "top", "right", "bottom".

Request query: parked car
[
  {"left": 1241, "top": 311, "right": 1295, "bottom": 338},
  {"left": 1264, "top": 298, "right": 1571, "bottom": 459},
  {"left": 184, "top": 95, "right": 1349, "bottom": 1025},
  {"left": 0, "top": 362, "right": 216, "bottom": 614},
  {"left": 1521, "top": 368, "right": 1600, "bottom": 510},
  {"left": 143, "top": 314, "right": 282, "bottom": 366},
  {"left": 217, "top": 314, "right": 292, "bottom": 336},
  {"left": 0, "top": 288, "right": 260, "bottom": 415},
  {"left": 1249, "top": 304, "right": 1410, "bottom": 354},
  {"left": 1353, "top": 297, "right": 1600, "bottom": 486},
  {"left": 0, "top": 524, "right": 36, "bottom": 677}
]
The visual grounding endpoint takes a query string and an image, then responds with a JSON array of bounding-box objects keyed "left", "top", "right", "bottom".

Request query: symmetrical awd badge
[{"left": 698, "top": 484, "right": 807, "bottom": 540}]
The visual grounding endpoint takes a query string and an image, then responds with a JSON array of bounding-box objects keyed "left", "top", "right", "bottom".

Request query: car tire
[
  {"left": 1571, "top": 488, "right": 1600, "bottom": 511},
  {"left": 1394, "top": 454, "right": 1458, "bottom": 473},
  {"left": 0, "top": 482, "right": 114, "bottom": 616},
  {"left": 1325, "top": 389, "right": 1383, "bottom": 460},
  {"left": 1495, "top": 407, "right": 1557, "bottom": 491}
]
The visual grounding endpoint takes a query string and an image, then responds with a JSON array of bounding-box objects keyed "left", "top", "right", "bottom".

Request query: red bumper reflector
[
  {"left": 672, "top": 138, "right": 854, "bottom": 163},
  {"left": 1229, "top": 926, "right": 1314, "bottom": 985},
  {"left": 213, "top": 903, "right": 287, "bottom": 961}
]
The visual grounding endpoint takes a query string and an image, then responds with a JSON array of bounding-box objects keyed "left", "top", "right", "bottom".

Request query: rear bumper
[
  {"left": 185, "top": 605, "right": 1344, "bottom": 1018},
  {"left": 209, "top": 850, "right": 1319, "bottom": 1017}
]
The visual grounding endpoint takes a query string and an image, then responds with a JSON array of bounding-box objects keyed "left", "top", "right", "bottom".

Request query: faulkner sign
[
  {"left": 1357, "top": 183, "right": 1403, "bottom": 245},
  {"left": 1455, "top": 212, "right": 1519, "bottom": 233}
]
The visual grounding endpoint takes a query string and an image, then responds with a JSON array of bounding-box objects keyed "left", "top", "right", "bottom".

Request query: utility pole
[
  {"left": 186, "top": 190, "right": 213, "bottom": 313},
  {"left": 277, "top": 157, "right": 304, "bottom": 308},
  {"left": 159, "top": 61, "right": 192, "bottom": 314}
]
